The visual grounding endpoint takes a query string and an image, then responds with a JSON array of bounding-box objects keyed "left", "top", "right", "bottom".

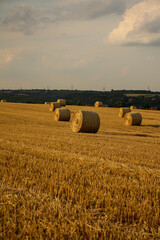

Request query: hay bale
[
  {"left": 57, "top": 99, "right": 66, "bottom": 106},
  {"left": 130, "top": 106, "right": 137, "bottom": 110},
  {"left": 124, "top": 112, "right": 142, "bottom": 126},
  {"left": 72, "top": 110, "right": 100, "bottom": 133},
  {"left": 50, "top": 102, "right": 61, "bottom": 111},
  {"left": 70, "top": 111, "right": 77, "bottom": 122},
  {"left": 119, "top": 107, "right": 131, "bottom": 118},
  {"left": 94, "top": 101, "right": 103, "bottom": 107},
  {"left": 54, "top": 108, "right": 70, "bottom": 121}
]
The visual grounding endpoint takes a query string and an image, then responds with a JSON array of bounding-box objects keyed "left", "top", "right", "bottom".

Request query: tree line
[{"left": 0, "top": 89, "right": 160, "bottom": 109}]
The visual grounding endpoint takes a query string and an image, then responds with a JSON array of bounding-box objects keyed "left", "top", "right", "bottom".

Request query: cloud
[
  {"left": 0, "top": 0, "right": 127, "bottom": 35},
  {"left": 62, "top": 0, "right": 126, "bottom": 20},
  {"left": 0, "top": 48, "right": 22, "bottom": 68},
  {"left": 0, "top": 49, "right": 13, "bottom": 68},
  {"left": 108, "top": 0, "right": 160, "bottom": 46},
  {"left": 1, "top": 5, "right": 44, "bottom": 35}
]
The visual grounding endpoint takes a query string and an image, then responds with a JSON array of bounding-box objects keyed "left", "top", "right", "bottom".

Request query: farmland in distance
[{"left": 0, "top": 102, "right": 160, "bottom": 239}]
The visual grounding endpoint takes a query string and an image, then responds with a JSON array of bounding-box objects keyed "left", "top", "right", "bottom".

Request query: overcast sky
[{"left": 0, "top": 0, "right": 160, "bottom": 91}]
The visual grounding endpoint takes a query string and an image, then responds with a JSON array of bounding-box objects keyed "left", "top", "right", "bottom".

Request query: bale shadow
[
  {"left": 102, "top": 131, "right": 151, "bottom": 138},
  {"left": 102, "top": 131, "right": 160, "bottom": 138},
  {"left": 143, "top": 118, "right": 155, "bottom": 120},
  {"left": 141, "top": 125, "right": 160, "bottom": 128}
]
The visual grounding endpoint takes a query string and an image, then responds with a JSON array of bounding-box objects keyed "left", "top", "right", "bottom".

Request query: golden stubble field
[{"left": 0, "top": 102, "right": 160, "bottom": 239}]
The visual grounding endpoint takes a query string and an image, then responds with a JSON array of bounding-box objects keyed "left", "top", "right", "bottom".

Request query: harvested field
[{"left": 0, "top": 103, "right": 160, "bottom": 239}]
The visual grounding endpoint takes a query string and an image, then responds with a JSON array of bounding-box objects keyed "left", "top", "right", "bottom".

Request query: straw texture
[
  {"left": 124, "top": 112, "right": 142, "bottom": 126},
  {"left": 94, "top": 101, "right": 103, "bottom": 107},
  {"left": 54, "top": 108, "right": 70, "bottom": 121},
  {"left": 119, "top": 107, "right": 131, "bottom": 118},
  {"left": 57, "top": 99, "right": 66, "bottom": 106},
  {"left": 50, "top": 102, "right": 61, "bottom": 111},
  {"left": 72, "top": 110, "right": 100, "bottom": 133}
]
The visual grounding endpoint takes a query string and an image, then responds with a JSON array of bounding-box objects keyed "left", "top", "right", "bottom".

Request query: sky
[{"left": 0, "top": 0, "right": 160, "bottom": 91}]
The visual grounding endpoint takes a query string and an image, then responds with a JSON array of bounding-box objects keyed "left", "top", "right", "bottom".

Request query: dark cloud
[
  {"left": 143, "top": 17, "right": 160, "bottom": 33},
  {"left": 1, "top": 6, "right": 42, "bottom": 35},
  {"left": 0, "top": 0, "right": 127, "bottom": 35},
  {"left": 61, "top": 0, "right": 126, "bottom": 20},
  {"left": 122, "top": 39, "right": 160, "bottom": 47}
]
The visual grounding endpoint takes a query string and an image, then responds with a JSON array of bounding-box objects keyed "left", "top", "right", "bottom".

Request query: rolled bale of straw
[
  {"left": 119, "top": 107, "right": 131, "bottom": 118},
  {"left": 54, "top": 108, "right": 70, "bottom": 121},
  {"left": 57, "top": 99, "right": 66, "bottom": 106},
  {"left": 72, "top": 110, "right": 100, "bottom": 133},
  {"left": 94, "top": 101, "right": 103, "bottom": 107},
  {"left": 130, "top": 105, "right": 137, "bottom": 110},
  {"left": 50, "top": 102, "right": 61, "bottom": 111},
  {"left": 124, "top": 112, "right": 142, "bottom": 126}
]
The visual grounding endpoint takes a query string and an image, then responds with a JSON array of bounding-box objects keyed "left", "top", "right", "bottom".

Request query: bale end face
[
  {"left": 130, "top": 106, "right": 137, "bottom": 110},
  {"left": 57, "top": 99, "right": 66, "bottom": 106},
  {"left": 119, "top": 107, "right": 131, "bottom": 118},
  {"left": 72, "top": 110, "right": 100, "bottom": 133},
  {"left": 94, "top": 101, "right": 103, "bottom": 107},
  {"left": 50, "top": 102, "right": 61, "bottom": 111},
  {"left": 124, "top": 112, "right": 142, "bottom": 126}
]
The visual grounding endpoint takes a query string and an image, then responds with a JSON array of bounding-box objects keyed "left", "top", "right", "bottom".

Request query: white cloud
[{"left": 108, "top": 0, "right": 160, "bottom": 45}]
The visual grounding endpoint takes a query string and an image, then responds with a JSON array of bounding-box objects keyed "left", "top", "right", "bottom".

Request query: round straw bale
[
  {"left": 54, "top": 108, "right": 70, "bottom": 121},
  {"left": 124, "top": 112, "right": 142, "bottom": 126},
  {"left": 94, "top": 101, "right": 103, "bottom": 107},
  {"left": 57, "top": 99, "right": 66, "bottom": 106},
  {"left": 70, "top": 112, "right": 77, "bottom": 122},
  {"left": 119, "top": 107, "right": 131, "bottom": 118},
  {"left": 72, "top": 110, "right": 100, "bottom": 133},
  {"left": 130, "top": 106, "right": 137, "bottom": 110},
  {"left": 50, "top": 102, "right": 61, "bottom": 111}
]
